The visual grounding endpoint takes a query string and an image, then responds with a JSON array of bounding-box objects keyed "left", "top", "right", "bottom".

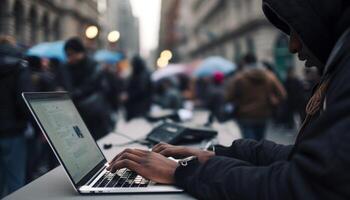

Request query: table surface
[{"left": 4, "top": 111, "right": 241, "bottom": 200}]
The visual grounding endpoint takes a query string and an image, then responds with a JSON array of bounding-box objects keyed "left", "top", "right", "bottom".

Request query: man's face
[
  {"left": 289, "top": 30, "right": 324, "bottom": 68},
  {"left": 66, "top": 49, "right": 85, "bottom": 65}
]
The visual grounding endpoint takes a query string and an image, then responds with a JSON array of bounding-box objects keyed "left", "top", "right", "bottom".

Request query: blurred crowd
[
  {"left": 0, "top": 36, "right": 153, "bottom": 197},
  {"left": 0, "top": 35, "right": 321, "bottom": 197}
]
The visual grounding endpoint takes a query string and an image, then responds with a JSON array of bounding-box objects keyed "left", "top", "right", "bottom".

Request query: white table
[{"left": 4, "top": 111, "right": 241, "bottom": 200}]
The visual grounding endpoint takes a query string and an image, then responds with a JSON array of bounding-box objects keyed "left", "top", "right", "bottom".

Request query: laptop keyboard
[{"left": 92, "top": 169, "right": 149, "bottom": 188}]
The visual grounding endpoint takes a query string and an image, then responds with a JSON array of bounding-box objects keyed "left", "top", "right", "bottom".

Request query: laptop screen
[{"left": 28, "top": 95, "right": 105, "bottom": 184}]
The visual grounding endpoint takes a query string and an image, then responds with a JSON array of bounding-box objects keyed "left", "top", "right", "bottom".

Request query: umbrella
[
  {"left": 94, "top": 50, "right": 123, "bottom": 64},
  {"left": 27, "top": 41, "right": 66, "bottom": 62},
  {"left": 194, "top": 56, "right": 236, "bottom": 77},
  {"left": 151, "top": 64, "right": 187, "bottom": 82}
]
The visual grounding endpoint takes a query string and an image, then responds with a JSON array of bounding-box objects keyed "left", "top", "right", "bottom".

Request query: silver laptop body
[{"left": 22, "top": 92, "right": 183, "bottom": 194}]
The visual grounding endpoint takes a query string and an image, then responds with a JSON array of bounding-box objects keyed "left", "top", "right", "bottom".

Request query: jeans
[
  {"left": 0, "top": 136, "right": 27, "bottom": 198},
  {"left": 238, "top": 120, "right": 267, "bottom": 141}
]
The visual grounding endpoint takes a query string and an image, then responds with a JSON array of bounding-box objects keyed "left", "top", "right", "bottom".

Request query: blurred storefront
[{"left": 0, "top": 0, "right": 100, "bottom": 47}]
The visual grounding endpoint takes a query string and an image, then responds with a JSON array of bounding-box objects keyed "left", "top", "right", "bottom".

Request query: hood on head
[
  {"left": 262, "top": 0, "right": 350, "bottom": 71},
  {"left": 131, "top": 55, "right": 147, "bottom": 76}
]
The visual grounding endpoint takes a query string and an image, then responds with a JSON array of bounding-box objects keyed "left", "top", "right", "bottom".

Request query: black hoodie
[
  {"left": 262, "top": 0, "right": 350, "bottom": 72},
  {"left": 173, "top": 1, "right": 350, "bottom": 200}
]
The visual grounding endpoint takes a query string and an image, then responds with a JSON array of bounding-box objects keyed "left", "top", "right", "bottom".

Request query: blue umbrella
[
  {"left": 94, "top": 50, "right": 123, "bottom": 64},
  {"left": 194, "top": 56, "right": 236, "bottom": 77},
  {"left": 27, "top": 41, "right": 66, "bottom": 62}
]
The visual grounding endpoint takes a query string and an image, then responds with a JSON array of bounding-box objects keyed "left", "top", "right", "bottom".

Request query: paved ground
[
  {"left": 221, "top": 117, "right": 299, "bottom": 145},
  {"left": 266, "top": 123, "right": 298, "bottom": 145}
]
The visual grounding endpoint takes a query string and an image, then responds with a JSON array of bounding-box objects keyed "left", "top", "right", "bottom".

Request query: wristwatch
[
  {"left": 207, "top": 145, "right": 216, "bottom": 153},
  {"left": 178, "top": 156, "right": 198, "bottom": 167}
]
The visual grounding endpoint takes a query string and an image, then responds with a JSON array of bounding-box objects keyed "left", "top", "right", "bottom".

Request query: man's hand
[
  {"left": 152, "top": 142, "right": 215, "bottom": 164},
  {"left": 107, "top": 148, "right": 178, "bottom": 184}
]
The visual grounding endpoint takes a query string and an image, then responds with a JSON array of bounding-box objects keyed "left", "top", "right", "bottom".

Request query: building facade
[
  {"left": 102, "top": 0, "right": 140, "bottom": 56},
  {"left": 158, "top": 0, "right": 181, "bottom": 62},
  {"left": 0, "top": 0, "right": 100, "bottom": 47},
  {"left": 160, "top": 0, "right": 303, "bottom": 79}
]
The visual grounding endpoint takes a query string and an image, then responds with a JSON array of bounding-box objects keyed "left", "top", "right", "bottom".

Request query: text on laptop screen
[{"left": 29, "top": 97, "right": 105, "bottom": 183}]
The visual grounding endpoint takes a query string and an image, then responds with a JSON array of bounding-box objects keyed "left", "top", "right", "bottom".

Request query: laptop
[{"left": 22, "top": 92, "right": 183, "bottom": 194}]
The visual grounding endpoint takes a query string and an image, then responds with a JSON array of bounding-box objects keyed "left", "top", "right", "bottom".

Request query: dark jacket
[
  {"left": 226, "top": 68, "right": 286, "bottom": 120},
  {"left": 104, "top": 71, "right": 124, "bottom": 112},
  {"left": 206, "top": 83, "right": 226, "bottom": 122},
  {"left": 174, "top": 1, "right": 350, "bottom": 199},
  {"left": 284, "top": 75, "right": 308, "bottom": 120},
  {"left": 125, "top": 57, "right": 152, "bottom": 121},
  {"left": 0, "top": 45, "right": 33, "bottom": 137}
]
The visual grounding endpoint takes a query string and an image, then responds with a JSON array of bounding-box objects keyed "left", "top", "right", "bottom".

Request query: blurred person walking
[
  {"left": 157, "top": 78, "right": 183, "bottom": 110},
  {"left": 103, "top": 63, "right": 125, "bottom": 110},
  {"left": 283, "top": 67, "right": 307, "bottom": 128},
  {"left": 124, "top": 55, "right": 152, "bottom": 121},
  {"left": 226, "top": 54, "right": 287, "bottom": 140},
  {"left": 303, "top": 67, "right": 321, "bottom": 97},
  {"left": 206, "top": 72, "right": 226, "bottom": 125},
  {"left": 60, "top": 37, "right": 114, "bottom": 140},
  {"left": 0, "top": 36, "right": 33, "bottom": 197},
  {"left": 101, "top": 63, "right": 125, "bottom": 125}
]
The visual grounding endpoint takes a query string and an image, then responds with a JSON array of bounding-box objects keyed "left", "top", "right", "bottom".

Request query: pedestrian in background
[
  {"left": 157, "top": 78, "right": 183, "bottom": 110},
  {"left": 226, "top": 53, "right": 287, "bottom": 140},
  {"left": 0, "top": 36, "right": 33, "bottom": 197},
  {"left": 283, "top": 66, "right": 307, "bottom": 128},
  {"left": 60, "top": 37, "right": 114, "bottom": 140},
  {"left": 124, "top": 55, "right": 152, "bottom": 121},
  {"left": 206, "top": 72, "right": 226, "bottom": 125},
  {"left": 303, "top": 67, "right": 321, "bottom": 98}
]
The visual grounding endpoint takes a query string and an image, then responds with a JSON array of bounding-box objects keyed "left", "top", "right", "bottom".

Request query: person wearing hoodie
[
  {"left": 206, "top": 72, "right": 226, "bottom": 124},
  {"left": 0, "top": 36, "right": 33, "bottom": 197},
  {"left": 124, "top": 55, "right": 152, "bottom": 121},
  {"left": 226, "top": 53, "right": 287, "bottom": 140},
  {"left": 107, "top": 0, "right": 350, "bottom": 199}
]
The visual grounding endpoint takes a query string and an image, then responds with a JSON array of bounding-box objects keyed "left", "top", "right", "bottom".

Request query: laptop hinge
[{"left": 85, "top": 164, "right": 107, "bottom": 186}]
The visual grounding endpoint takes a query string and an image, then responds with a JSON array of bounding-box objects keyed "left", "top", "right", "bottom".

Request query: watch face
[
  {"left": 179, "top": 156, "right": 197, "bottom": 167},
  {"left": 179, "top": 160, "right": 188, "bottom": 167}
]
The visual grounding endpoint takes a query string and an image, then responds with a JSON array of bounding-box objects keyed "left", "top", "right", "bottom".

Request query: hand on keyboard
[
  {"left": 93, "top": 169, "right": 149, "bottom": 188},
  {"left": 107, "top": 148, "right": 179, "bottom": 184}
]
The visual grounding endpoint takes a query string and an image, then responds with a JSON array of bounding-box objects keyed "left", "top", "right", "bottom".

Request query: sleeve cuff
[
  {"left": 215, "top": 145, "right": 233, "bottom": 157},
  {"left": 174, "top": 159, "right": 201, "bottom": 188}
]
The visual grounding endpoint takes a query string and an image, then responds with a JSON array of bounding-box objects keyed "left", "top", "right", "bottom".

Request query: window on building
[
  {"left": 53, "top": 18, "right": 61, "bottom": 40},
  {"left": 246, "top": 36, "right": 255, "bottom": 55},
  {"left": 29, "top": 7, "right": 38, "bottom": 45},
  {"left": 234, "top": 42, "right": 242, "bottom": 63},
  {"left": 14, "top": 1, "right": 25, "bottom": 43},
  {"left": 42, "top": 13, "right": 50, "bottom": 41},
  {"left": 246, "top": 0, "right": 253, "bottom": 16},
  {"left": 192, "top": 0, "right": 206, "bottom": 11},
  {"left": 0, "top": 0, "right": 9, "bottom": 34}
]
